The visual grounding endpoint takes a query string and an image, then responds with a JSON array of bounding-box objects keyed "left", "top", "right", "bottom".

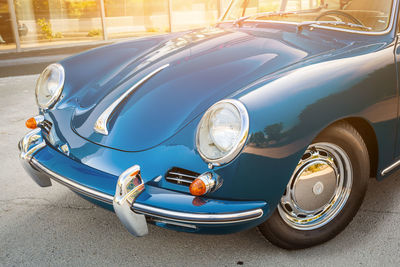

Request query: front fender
[{"left": 227, "top": 42, "right": 397, "bottom": 207}]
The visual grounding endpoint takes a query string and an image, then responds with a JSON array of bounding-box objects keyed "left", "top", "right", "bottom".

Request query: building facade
[{"left": 0, "top": 0, "right": 230, "bottom": 52}]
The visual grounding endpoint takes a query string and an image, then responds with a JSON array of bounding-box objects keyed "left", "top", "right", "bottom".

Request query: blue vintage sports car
[{"left": 19, "top": 0, "right": 399, "bottom": 249}]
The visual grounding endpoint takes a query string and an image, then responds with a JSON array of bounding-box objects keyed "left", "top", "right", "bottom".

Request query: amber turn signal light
[
  {"left": 189, "top": 179, "right": 207, "bottom": 196},
  {"left": 189, "top": 173, "right": 217, "bottom": 196},
  {"left": 25, "top": 115, "right": 44, "bottom": 129},
  {"left": 25, "top": 117, "right": 37, "bottom": 129}
]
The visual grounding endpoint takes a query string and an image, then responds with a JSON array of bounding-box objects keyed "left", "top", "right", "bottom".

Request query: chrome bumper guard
[
  {"left": 19, "top": 128, "right": 263, "bottom": 236},
  {"left": 18, "top": 128, "right": 51, "bottom": 187}
]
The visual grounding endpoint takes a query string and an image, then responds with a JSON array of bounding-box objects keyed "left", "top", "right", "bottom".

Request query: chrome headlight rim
[
  {"left": 196, "top": 99, "right": 249, "bottom": 166},
  {"left": 35, "top": 63, "right": 65, "bottom": 110}
]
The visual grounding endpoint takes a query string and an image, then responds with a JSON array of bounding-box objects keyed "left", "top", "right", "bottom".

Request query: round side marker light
[
  {"left": 25, "top": 115, "right": 44, "bottom": 129},
  {"left": 189, "top": 179, "right": 207, "bottom": 196},
  {"left": 189, "top": 173, "right": 217, "bottom": 196},
  {"left": 26, "top": 117, "right": 37, "bottom": 129}
]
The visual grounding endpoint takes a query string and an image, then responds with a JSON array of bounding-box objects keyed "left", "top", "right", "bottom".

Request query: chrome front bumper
[
  {"left": 18, "top": 128, "right": 52, "bottom": 188},
  {"left": 19, "top": 128, "right": 264, "bottom": 236}
]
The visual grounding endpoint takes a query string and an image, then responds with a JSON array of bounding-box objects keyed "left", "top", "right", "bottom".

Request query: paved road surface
[
  {"left": 1, "top": 75, "right": 400, "bottom": 266},
  {"left": 0, "top": 44, "right": 106, "bottom": 78}
]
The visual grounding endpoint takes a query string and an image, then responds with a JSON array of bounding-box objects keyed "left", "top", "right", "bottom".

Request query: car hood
[{"left": 66, "top": 26, "right": 349, "bottom": 152}]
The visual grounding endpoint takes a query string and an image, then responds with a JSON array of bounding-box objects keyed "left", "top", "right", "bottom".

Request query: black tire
[{"left": 258, "top": 121, "right": 370, "bottom": 249}]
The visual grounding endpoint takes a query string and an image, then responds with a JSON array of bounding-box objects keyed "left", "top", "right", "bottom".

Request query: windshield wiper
[
  {"left": 233, "top": 7, "right": 323, "bottom": 27},
  {"left": 233, "top": 15, "right": 251, "bottom": 27},
  {"left": 233, "top": 11, "right": 299, "bottom": 27},
  {"left": 296, "top": 21, "right": 372, "bottom": 33}
]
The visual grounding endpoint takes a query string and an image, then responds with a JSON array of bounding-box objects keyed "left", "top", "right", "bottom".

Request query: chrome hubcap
[{"left": 278, "top": 142, "right": 353, "bottom": 230}]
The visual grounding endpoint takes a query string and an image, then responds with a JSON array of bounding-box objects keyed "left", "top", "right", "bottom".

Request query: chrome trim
[
  {"left": 132, "top": 203, "right": 264, "bottom": 224},
  {"left": 197, "top": 172, "right": 217, "bottom": 194},
  {"left": 196, "top": 99, "right": 249, "bottom": 166},
  {"left": 60, "top": 143, "right": 70, "bottom": 156},
  {"left": 381, "top": 159, "right": 400, "bottom": 176},
  {"left": 168, "top": 172, "right": 198, "bottom": 179},
  {"left": 114, "top": 165, "right": 143, "bottom": 205},
  {"left": 19, "top": 128, "right": 46, "bottom": 161},
  {"left": 153, "top": 175, "right": 162, "bottom": 182},
  {"left": 244, "top": 20, "right": 298, "bottom": 26},
  {"left": 165, "top": 176, "right": 193, "bottom": 184},
  {"left": 19, "top": 128, "right": 52, "bottom": 187},
  {"left": 35, "top": 63, "right": 65, "bottom": 110},
  {"left": 41, "top": 120, "right": 52, "bottom": 134},
  {"left": 94, "top": 64, "right": 170, "bottom": 135},
  {"left": 113, "top": 165, "right": 148, "bottom": 236},
  {"left": 165, "top": 168, "right": 199, "bottom": 186},
  {"left": 297, "top": 21, "right": 372, "bottom": 32},
  {"left": 33, "top": 115, "right": 44, "bottom": 126},
  {"left": 278, "top": 142, "right": 353, "bottom": 230},
  {"left": 27, "top": 156, "right": 263, "bottom": 225},
  {"left": 221, "top": 0, "right": 398, "bottom": 36},
  {"left": 30, "top": 158, "right": 114, "bottom": 204}
]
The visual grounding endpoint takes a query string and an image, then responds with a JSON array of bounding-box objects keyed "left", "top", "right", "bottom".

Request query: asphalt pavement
[
  {"left": 1, "top": 74, "right": 400, "bottom": 266},
  {"left": 0, "top": 44, "right": 106, "bottom": 78}
]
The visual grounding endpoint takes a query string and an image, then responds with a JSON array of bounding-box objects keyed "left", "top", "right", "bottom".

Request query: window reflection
[
  {"left": 3, "top": 0, "right": 231, "bottom": 51},
  {"left": 171, "top": 0, "right": 219, "bottom": 31},
  {"left": 13, "top": 0, "right": 103, "bottom": 49},
  {"left": 104, "top": 0, "right": 169, "bottom": 39},
  {"left": 0, "top": 0, "right": 16, "bottom": 50}
]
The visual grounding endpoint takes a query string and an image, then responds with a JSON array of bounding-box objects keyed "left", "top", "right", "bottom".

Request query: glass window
[
  {"left": 170, "top": 0, "right": 219, "bottom": 32},
  {"left": 14, "top": 0, "right": 104, "bottom": 49},
  {"left": 104, "top": 0, "right": 169, "bottom": 39},
  {"left": 3, "top": 0, "right": 234, "bottom": 51},
  {"left": 0, "top": 0, "right": 16, "bottom": 50},
  {"left": 223, "top": 0, "right": 394, "bottom": 32}
]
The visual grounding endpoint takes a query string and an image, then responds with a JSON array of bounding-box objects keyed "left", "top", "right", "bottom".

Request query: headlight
[
  {"left": 196, "top": 99, "right": 249, "bottom": 165},
  {"left": 35, "top": 63, "right": 65, "bottom": 109}
]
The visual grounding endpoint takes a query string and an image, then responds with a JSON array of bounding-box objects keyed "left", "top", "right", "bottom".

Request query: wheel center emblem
[{"left": 313, "top": 181, "right": 324, "bottom": 195}]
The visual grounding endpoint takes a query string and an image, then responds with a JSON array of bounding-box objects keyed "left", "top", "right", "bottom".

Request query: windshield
[{"left": 223, "top": 0, "right": 394, "bottom": 32}]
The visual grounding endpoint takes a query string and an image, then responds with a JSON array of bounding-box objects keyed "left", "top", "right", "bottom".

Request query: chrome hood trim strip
[{"left": 94, "top": 63, "right": 170, "bottom": 135}]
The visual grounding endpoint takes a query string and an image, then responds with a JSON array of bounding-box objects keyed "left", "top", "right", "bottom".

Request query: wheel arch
[{"left": 318, "top": 117, "right": 379, "bottom": 179}]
